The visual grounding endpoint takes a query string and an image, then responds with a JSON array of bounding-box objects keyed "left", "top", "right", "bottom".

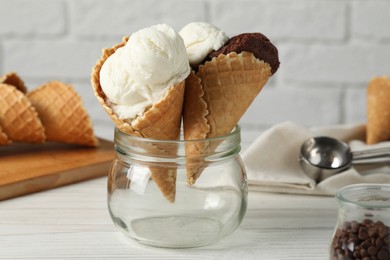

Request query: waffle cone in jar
[
  {"left": 27, "top": 81, "right": 99, "bottom": 147},
  {"left": 91, "top": 37, "right": 185, "bottom": 203},
  {"left": 0, "top": 72, "right": 27, "bottom": 94},
  {"left": 366, "top": 76, "right": 390, "bottom": 144},
  {"left": 0, "top": 83, "right": 46, "bottom": 143},
  {"left": 183, "top": 52, "right": 271, "bottom": 185}
]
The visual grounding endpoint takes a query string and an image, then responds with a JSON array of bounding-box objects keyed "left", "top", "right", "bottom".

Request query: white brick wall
[
  {"left": 4, "top": 40, "right": 112, "bottom": 79},
  {"left": 279, "top": 44, "right": 390, "bottom": 83},
  {"left": 351, "top": 1, "right": 390, "bottom": 40},
  {"left": 0, "top": 0, "right": 389, "bottom": 145},
  {"left": 211, "top": 0, "right": 347, "bottom": 40},
  {"left": 70, "top": 0, "right": 207, "bottom": 38},
  {"left": 0, "top": 0, "right": 65, "bottom": 36}
]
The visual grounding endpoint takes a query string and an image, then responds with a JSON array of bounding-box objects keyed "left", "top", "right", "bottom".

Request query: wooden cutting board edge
[
  {"left": 0, "top": 160, "right": 111, "bottom": 201},
  {"left": 0, "top": 138, "right": 116, "bottom": 201}
]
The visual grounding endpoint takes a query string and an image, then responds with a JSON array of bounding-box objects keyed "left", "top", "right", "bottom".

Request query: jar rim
[
  {"left": 115, "top": 125, "right": 241, "bottom": 144},
  {"left": 114, "top": 125, "right": 241, "bottom": 160},
  {"left": 336, "top": 184, "right": 390, "bottom": 209}
]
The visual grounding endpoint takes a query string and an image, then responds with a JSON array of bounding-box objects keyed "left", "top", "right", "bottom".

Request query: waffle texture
[
  {"left": 27, "top": 81, "right": 99, "bottom": 147},
  {"left": 0, "top": 125, "right": 9, "bottom": 145},
  {"left": 0, "top": 83, "right": 46, "bottom": 144},
  {"left": 366, "top": 76, "right": 390, "bottom": 144},
  {"left": 183, "top": 52, "right": 271, "bottom": 184},
  {"left": 0, "top": 72, "right": 27, "bottom": 93},
  {"left": 91, "top": 37, "right": 185, "bottom": 202}
]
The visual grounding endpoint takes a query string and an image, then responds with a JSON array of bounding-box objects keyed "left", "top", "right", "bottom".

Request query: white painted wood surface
[{"left": 0, "top": 177, "right": 338, "bottom": 259}]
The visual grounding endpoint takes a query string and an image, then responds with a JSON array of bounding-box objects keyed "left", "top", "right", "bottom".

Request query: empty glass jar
[
  {"left": 330, "top": 184, "right": 390, "bottom": 260},
  {"left": 107, "top": 126, "right": 248, "bottom": 248}
]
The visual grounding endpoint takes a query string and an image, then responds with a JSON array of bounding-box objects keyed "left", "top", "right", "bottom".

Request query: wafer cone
[
  {"left": 366, "top": 76, "right": 390, "bottom": 144},
  {"left": 183, "top": 52, "right": 272, "bottom": 184},
  {"left": 0, "top": 72, "right": 27, "bottom": 93},
  {"left": 0, "top": 83, "right": 46, "bottom": 143},
  {"left": 0, "top": 125, "right": 10, "bottom": 145},
  {"left": 27, "top": 81, "right": 99, "bottom": 147},
  {"left": 91, "top": 37, "right": 185, "bottom": 202}
]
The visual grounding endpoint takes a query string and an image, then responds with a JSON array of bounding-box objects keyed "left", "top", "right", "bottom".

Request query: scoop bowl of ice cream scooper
[{"left": 299, "top": 136, "right": 390, "bottom": 183}]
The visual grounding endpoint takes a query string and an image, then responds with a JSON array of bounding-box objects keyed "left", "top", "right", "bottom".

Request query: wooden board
[{"left": 0, "top": 138, "right": 115, "bottom": 201}]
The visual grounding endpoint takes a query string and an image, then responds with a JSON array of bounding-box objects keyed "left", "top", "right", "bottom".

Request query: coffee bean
[
  {"left": 363, "top": 219, "right": 373, "bottom": 225},
  {"left": 330, "top": 219, "right": 389, "bottom": 260},
  {"left": 351, "top": 221, "right": 360, "bottom": 232},
  {"left": 359, "top": 229, "right": 369, "bottom": 240},
  {"left": 344, "top": 221, "right": 352, "bottom": 229},
  {"left": 361, "top": 239, "right": 371, "bottom": 249},
  {"left": 368, "top": 227, "right": 378, "bottom": 237},
  {"left": 379, "top": 226, "right": 388, "bottom": 238},
  {"left": 360, "top": 248, "right": 368, "bottom": 257},
  {"left": 368, "top": 246, "right": 377, "bottom": 256},
  {"left": 375, "top": 237, "right": 383, "bottom": 248},
  {"left": 377, "top": 249, "right": 389, "bottom": 260}
]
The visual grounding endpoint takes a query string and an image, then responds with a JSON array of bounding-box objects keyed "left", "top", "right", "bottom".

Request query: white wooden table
[{"left": 0, "top": 176, "right": 338, "bottom": 259}]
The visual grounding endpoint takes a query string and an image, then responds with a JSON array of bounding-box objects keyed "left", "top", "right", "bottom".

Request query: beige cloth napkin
[{"left": 243, "top": 121, "right": 390, "bottom": 195}]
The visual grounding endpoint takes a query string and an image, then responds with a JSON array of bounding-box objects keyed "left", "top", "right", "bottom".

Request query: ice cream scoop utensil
[{"left": 299, "top": 136, "right": 390, "bottom": 182}]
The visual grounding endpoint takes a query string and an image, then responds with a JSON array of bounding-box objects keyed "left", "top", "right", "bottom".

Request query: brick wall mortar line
[
  {"left": 345, "top": 0, "right": 352, "bottom": 43},
  {"left": 204, "top": 0, "right": 211, "bottom": 22},
  {"left": 63, "top": 0, "right": 71, "bottom": 38},
  {"left": 339, "top": 87, "right": 346, "bottom": 124}
]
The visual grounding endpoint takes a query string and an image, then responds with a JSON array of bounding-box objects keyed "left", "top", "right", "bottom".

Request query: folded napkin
[{"left": 243, "top": 121, "right": 390, "bottom": 195}]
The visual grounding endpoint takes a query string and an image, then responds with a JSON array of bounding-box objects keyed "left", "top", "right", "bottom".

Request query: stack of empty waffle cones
[
  {"left": 0, "top": 72, "right": 98, "bottom": 147},
  {"left": 366, "top": 76, "right": 390, "bottom": 144}
]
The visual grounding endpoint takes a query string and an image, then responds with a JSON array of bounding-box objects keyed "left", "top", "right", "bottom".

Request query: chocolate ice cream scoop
[{"left": 206, "top": 33, "right": 280, "bottom": 74}]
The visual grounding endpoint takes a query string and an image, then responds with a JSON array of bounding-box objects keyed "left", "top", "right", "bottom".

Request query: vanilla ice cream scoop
[
  {"left": 100, "top": 24, "right": 190, "bottom": 120},
  {"left": 179, "top": 22, "right": 229, "bottom": 66}
]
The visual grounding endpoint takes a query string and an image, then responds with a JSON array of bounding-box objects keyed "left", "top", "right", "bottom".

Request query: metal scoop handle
[{"left": 352, "top": 147, "right": 390, "bottom": 162}]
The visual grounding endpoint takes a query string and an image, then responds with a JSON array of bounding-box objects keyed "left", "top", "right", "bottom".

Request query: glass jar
[
  {"left": 330, "top": 184, "right": 390, "bottom": 260},
  {"left": 107, "top": 126, "right": 248, "bottom": 248}
]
